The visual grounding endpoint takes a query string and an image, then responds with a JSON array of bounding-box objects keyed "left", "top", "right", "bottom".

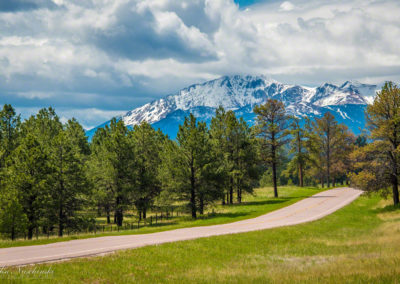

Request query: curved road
[{"left": 0, "top": 187, "right": 362, "bottom": 267}]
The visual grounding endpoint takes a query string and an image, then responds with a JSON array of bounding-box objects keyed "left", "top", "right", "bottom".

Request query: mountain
[{"left": 86, "top": 75, "right": 380, "bottom": 139}]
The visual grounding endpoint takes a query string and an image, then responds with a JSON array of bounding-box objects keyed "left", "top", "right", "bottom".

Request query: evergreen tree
[
  {"left": 8, "top": 133, "right": 51, "bottom": 239},
  {"left": 0, "top": 104, "right": 20, "bottom": 167},
  {"left": 209, "top": 107, "right": 259, "bottom": 204},
  {"left": 254, "top": 99, "right": 290, "bottom": 197},
  {"left": 90, "top": 118, "right": 135, "bottom": 226},
  {"left": 89, "top": 127, "right": 115, "bottom": 224},
  {"left": 287, "top": 117, "right": 310, "bottom": 187},
  {"left": 209, "top": 106, "right": 230, "bottom": 204},
  {"left": 160, "top": 114, "right": 214, "bottom": 218},
  {"left": 49, "top": 119, "right": 90, "bottom": 236},
  {"left": 230, "top": 117, "right": 259, "bottom": 203},
  {"left": 313, "top": 112, "right": 354, "bottom": 187},
  {"left": 351, "top": 82, "right": 400, "bottom": 205},
  {"left": 129, "top": 122, "right": 164, "bottom": 219},
  {"left": 0, "top": 187, "right": 27, "bottom": 240}
]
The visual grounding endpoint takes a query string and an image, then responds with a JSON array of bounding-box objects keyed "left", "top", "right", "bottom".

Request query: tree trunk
[
  {"left": 237, "top": 189, "right": 242, "bottom": 203},
  {"left": 272, "top": 161, "right": 278, "bottom": 197},
  {"left": 106, "top": 206, "right": 111, "bottom": 224},
  {"left": 27, "top": 226, "right": 34, "bottom": 240},
  {"left": 229, "top": 184, "right": 233, "bottom": 204},
  {"left": 139, "top": 210, "right": 142, "bottom": 221},
  {"left": 115, "top": 196, "right": 123, "bottom": 226},
  {"left": 27, "top": 195, "right": 35, "bottom": 240},
  {"left": 11, "top": 216, "right": 15, "bottom": 241},
  {"left": 392, "top": 175, "right": 399, "bottom": 205},
  {"left": 190, "top": 164, "right": 197, "bottom": 219},
  {"left": 199, "top": 195, "right": 204, "bottom": 215},
  {"left": 143, "top": 208, "right": 147, "bottom": 219},
  {"left": 58, "top": 205, "right": 64, "bottom": 237},
  {"left": 299, "top": 164, "right": 304, "bottom": 187},
  {"left": 116, "top": 209, "right": 123, "bottom": 226}
]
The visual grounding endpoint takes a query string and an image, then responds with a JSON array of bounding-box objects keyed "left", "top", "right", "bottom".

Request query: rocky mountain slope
[{"left": 87, "top": 75, "right": 380, "bottom": 139}]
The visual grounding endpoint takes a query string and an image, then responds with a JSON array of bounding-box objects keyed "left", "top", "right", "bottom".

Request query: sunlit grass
[{"left": 6, "top": 192, "right": 400, "bottom": 283}]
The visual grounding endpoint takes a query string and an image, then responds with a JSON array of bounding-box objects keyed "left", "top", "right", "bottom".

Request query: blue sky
[
  {"left": 235, "top": 0, "right": 263, "bottom": 7},
  {"left": 0, "top": 0, "right": 399, "bottom": 129}
]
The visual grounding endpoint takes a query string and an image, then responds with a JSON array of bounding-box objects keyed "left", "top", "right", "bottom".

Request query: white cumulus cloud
[{"left": 0, "top": 0, "right": 399, "bottom": 127}]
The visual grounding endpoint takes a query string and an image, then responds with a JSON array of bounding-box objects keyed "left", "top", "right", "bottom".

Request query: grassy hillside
[
  {"left": 4, "top": 191, "right": 400, "bottom": 283},
  {"left": 0, "top": 186, "right": 323, "bottom": 248}
]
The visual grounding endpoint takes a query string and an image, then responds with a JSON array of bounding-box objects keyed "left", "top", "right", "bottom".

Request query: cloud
[
  {"left": 0, "top": 0, "right": 400, "bottom": 127},
  {"left": 280, "top": 1, "right": 295, "bottom": 11}
]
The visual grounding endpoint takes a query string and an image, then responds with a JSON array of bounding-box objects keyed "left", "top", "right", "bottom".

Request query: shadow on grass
[
  {"left": 142, "top": 221, "right": 179, "bottom": 228},
  {"left": 374, "top": 203, "right": 400, "bottom": 213},
  {"left": 226, "top": 198, "right": 293, "bottom": 207}
]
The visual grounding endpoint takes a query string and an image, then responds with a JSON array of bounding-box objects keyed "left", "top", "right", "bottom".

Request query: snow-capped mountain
[{"left": 87, "top": 75, "right": 380, "bottom": 139}]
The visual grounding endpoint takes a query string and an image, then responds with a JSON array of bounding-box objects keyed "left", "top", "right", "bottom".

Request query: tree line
[{"left": 0, "top": 81, "right": 398, "bottom": 240}]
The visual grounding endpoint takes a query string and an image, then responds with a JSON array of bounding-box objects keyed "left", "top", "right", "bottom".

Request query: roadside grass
[
  {"left": 6, "top": 192, "right": 400, "bottom": 283},
  {"left": 0, "top": 186, "right": 324, "bottom": 248}
]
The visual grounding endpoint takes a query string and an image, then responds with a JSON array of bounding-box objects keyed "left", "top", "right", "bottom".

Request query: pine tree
[
  {"left": 49, "top": 119, "right": 90, "bottom": 236},
  {"left": 0, "top": 187, "right": 27, "bottom": 240},
  {"left": 351, "top": 82, "right": 400, "bottom": 205},
  {"left": 287, "top": 117, "right": 311, "bottom": 187},
  {"left": 90, "top": 118, "right": 135, "bottom": 226},
  {"left": 89, "top": 127, "right": 115, "bottom": 224},
  {"left": 8, "top": 133, "right": 51, "bottom": 239},
  {"left": 313, "top": 112, "right": 354, "bottom": 187},
  {"left": 209, "top": 106, "right": 230, "bottom": 204},
  {"left": 210, "top": 107, "right": 259, "bottom": 204},
  {"left": 160, "top": 114, "right": 214, "bottom": 218},
  {"left": 254, "top": 99, "right": 290, "bottom": 197},
  {"left": 129, "top": 122, "right": 164, "bottom": 219},
  {"left": 230, "top": 117, "right": 259, "bottom": 203},
  {"left": 0, "top": 104, "right": 20, "bottom": 167}
]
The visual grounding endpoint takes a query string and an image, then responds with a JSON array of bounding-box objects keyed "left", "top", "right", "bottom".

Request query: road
[{"left": 0, "top": 187, "right": 362, "bottom": 267}]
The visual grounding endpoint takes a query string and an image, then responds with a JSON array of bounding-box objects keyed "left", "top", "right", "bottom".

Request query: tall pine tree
[{"left": 254, "top": 99, "right": 290, "bottom": 197}]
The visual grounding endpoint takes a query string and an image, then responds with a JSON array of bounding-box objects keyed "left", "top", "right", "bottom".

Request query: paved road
[{"left": 0, "top": 187, "right": 362, "bottom": 267}]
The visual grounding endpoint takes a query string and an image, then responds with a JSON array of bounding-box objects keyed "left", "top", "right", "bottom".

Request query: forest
[{"left": 0, "top": 82, "right": 399, "bottom": 241}]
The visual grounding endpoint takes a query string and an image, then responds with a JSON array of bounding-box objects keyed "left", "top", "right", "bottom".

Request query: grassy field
[
  {"left": 0, "top": 186, "right": 323, "bottom": 248},
  {"left": 4, "top": 189, "right": 400, "bottom": 283}
]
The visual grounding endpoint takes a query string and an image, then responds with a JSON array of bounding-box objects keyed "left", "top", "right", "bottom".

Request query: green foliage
[
  {"left": 312, "top": 112, "right": 354, "bottom": 187},
  {"left": 209, "top": 106, "right": 260, "bottom": 204},
  {"left": 284, "top": 116, "right": 311, "bottom": 187},
  {"left": 0, "top": 98, "right": 376, "bottom": 240},
  {"left": 160, "top": 114, "right": 216, "bottom": 218},
  {"left": 7, "top": 132, "right": 51, "bottom": 239},
  {"left": 129, "top": 122, "right": 165, "bottom": 218},
  {"left": 351, "top": 82, "right": 400, "bottom": 205},
  {"left": 254, "top": 99, "right": 290, "bottom": 197},
  {"left": 90, "top": 118, "right": 135, "bottom": 226},
  {"left": 48, "top": 119, "right": 91, "bottom": 236},
  {"left": 0, "top": 188, "right": 27, "bottom": 240}
]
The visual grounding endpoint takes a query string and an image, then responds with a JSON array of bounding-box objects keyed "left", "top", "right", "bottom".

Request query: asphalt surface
[{"left": 0, "top": 187, "right": 362, "bottom": 267}]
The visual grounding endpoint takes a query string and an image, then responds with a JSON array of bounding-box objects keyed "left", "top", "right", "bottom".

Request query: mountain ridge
[{"left": 87, "top": 75, "right": 381, "bottom": 139}]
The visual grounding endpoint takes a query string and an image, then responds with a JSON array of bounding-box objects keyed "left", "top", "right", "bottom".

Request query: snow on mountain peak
[{"left": 120, "top": 75, "right": 379, "bottom": 128}]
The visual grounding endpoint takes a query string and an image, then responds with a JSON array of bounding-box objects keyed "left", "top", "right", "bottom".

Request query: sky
[{"left": 0, "top": 0, "right": 399, "bottom": 129}]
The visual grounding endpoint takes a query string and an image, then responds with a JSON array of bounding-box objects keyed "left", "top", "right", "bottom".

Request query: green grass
[
  {"left": 4, "top": 191, "right": 400, "bottom": 283},
  {"left": 0, "top": 186, "right": 324, "bottom": 248}
]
